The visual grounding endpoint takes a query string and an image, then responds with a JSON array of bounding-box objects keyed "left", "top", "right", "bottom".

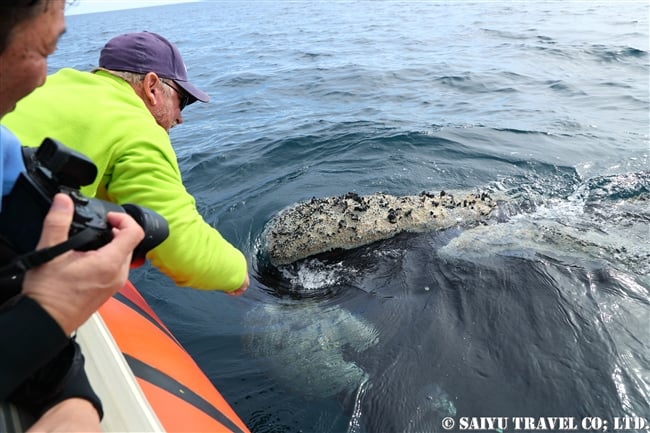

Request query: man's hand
[{"left": 227, "top": 273, "right": 250, "bottom": 296}]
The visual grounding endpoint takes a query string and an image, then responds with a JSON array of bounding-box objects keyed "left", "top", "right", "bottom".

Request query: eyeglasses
[{"left": 161, "top": 79, "right": 190, "bottom": 111}]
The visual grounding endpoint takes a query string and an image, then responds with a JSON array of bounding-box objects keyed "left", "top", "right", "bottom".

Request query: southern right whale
[
  {"left": 250, "top": 171, "right": 649, "bottom": 432},
  {"left": 265, "top": 189, "right": 504, "bottom": 266}
]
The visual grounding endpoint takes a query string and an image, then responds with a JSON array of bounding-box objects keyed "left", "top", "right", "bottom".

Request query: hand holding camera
[
  {"left": 0, "top": 137, "right": 169, "bottom": 334},
  {"left": 0, "top": 138, "right": 169, "bottom": 272},
  {"left": 22, "top": 193, "right": 144, "bottom": 335}
]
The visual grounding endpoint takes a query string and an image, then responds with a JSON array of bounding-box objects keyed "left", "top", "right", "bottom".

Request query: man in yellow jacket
[{"left": 3, "top": 31, "right": 249, "bottom": 294}]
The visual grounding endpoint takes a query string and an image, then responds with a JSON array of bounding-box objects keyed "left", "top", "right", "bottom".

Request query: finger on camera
[
  {"left": 105, "top": 212, "right": 144, "bottom": 249},
  {"left": 35, "top": 193, "right": 75, "bottom": 249}
]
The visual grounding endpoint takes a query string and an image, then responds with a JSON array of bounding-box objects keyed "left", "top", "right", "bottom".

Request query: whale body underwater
[{"left": 248, "top": 171, "right": 649, "bottom": 432}]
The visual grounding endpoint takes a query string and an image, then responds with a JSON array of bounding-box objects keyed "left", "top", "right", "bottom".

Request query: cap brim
[{"left": 176, "top": 80, "right": 210, "bottom": 104}]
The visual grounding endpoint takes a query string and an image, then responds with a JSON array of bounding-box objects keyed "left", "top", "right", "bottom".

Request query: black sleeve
[
  {"left": 9, "top": 338, "right": 104, "bottom": 420},
  {"left": 0, "top": 295, "right": 68, "bottom": 401}
]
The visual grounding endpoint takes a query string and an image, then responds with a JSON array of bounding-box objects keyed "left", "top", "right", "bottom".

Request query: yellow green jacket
[{"left": 2, "top": 68, "right": 247, "bottom": 292}]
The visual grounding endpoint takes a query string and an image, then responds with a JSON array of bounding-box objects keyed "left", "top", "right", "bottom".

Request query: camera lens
[{"left": 121, "top": 204, "right": 170, "bottom": 263}]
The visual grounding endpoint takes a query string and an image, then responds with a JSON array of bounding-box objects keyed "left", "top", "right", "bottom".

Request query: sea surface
[{"left": 54, "top": 1, "right": 648, "bottom": 432}]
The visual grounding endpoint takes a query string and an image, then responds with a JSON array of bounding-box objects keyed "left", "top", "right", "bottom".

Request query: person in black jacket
[{"left": 0, "top": 1, "right": 144, "bottom": 430}]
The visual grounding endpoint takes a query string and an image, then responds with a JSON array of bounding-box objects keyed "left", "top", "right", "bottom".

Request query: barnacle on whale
[{"left": 264, "top": 190, "right": 500, "bottom": 265}]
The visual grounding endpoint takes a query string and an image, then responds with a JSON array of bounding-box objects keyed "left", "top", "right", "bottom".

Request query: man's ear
[{"left": 141, "top": 72, "right": 161, "bottom": 106}]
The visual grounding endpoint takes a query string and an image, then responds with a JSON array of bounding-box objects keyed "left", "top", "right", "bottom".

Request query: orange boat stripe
[
  {"left": 101, "top": 299, "right": 218, "bottom": 397},
  {"left": 113, "top": 292, "right": 181, "bottom": 347},
  {"left": 124, "top": 354, "right": 247, "bottom": 433},
  {"left": 119, "top": 282, "right": 172, "bottom": 333}
]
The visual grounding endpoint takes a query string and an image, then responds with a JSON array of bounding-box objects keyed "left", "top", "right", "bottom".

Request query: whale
[
  {"left": 264, "top": 189, "right": 505, "bottom": 266},
  {"left": 251, "top": 171, "right": 649, "bottom": 432}
]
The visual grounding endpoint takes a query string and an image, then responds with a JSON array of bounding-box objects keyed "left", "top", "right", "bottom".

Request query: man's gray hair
[
  {"left": 94, "top": 67, "right": 145, "bottom": 85},
  {"left": 94, "top": 68, "right": 174, "bottom": 98}
]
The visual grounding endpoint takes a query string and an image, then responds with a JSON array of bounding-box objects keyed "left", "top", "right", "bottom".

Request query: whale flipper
[{"left": 242, "top": 301, "right": 379, "bottom": 398}]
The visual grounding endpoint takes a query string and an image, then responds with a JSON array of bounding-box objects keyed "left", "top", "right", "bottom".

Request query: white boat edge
[{"left": 77, "top": 312, "right": 165, "bottom": 433}]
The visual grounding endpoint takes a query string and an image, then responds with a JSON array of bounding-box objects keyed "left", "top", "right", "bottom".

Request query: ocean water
[{"left": 52, "top": 1, "right": 649, "bottom": 432}]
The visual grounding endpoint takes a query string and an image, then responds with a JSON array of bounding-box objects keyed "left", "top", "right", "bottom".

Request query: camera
[{"left": 0, "top": 137, "right": 169, "bottom": 267}]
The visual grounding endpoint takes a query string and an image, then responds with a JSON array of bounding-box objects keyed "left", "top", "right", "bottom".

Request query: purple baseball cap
[{"left": 99, "top": 31, "right": 209, "bottom": 105}]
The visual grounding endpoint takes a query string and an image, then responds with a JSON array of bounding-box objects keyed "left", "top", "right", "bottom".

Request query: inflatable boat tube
[{"left": 87, "top": 281, "right": 250, "bottom": 433}]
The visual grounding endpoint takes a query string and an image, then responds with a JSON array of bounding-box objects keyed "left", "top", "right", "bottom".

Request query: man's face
[
  {"left": 0, "top": 0, "right": 66, "bottom": 118},
  {"left": 150, "top": 78, "right": 184, "bottom": 132}
]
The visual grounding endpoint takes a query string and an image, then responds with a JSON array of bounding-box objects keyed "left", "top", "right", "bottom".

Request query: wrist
[
  {"left": 22, "top": 292, "right": 75, "bottom": 336},
  {"left": 54, "top": 397, "right": 100, "bottom": 417}
]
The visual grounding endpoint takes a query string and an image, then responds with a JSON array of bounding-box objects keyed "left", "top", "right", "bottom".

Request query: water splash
[{"left": 346, "top": 376, "right": 370, "bottom": 433}]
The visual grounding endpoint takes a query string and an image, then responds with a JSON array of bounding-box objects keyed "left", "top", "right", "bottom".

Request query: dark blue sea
[{"left": 55, "top": 1, "right": 648, "bottom": 432}]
